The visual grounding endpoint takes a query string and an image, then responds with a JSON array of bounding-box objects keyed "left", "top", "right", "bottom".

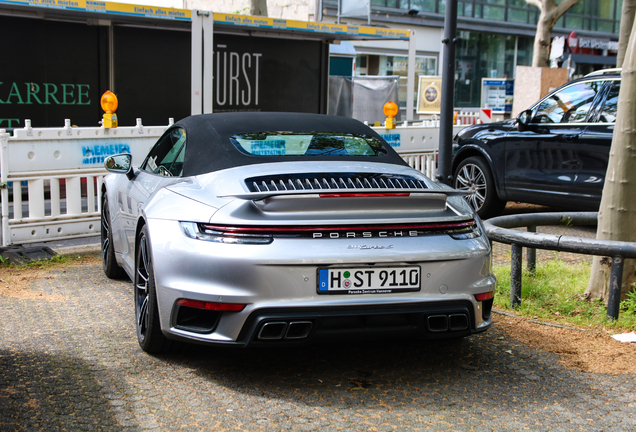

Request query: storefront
[
  {"left": 322, "top": 0, "right": 620, "bottom": 111},
  {"left": 0, "top": 0, "right": 413, "bottom": 127}
]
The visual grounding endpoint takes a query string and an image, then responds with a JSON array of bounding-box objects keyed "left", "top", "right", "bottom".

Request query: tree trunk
[
  {"left": 250, "top": 0, "right": 268, "bottom": 16},
  {"left": 532, "top": 11, "right": 554, "bottom": 67},
  {"left": 617, "top": 0, "right": 636, "bottom": 68},
  {"left": 527, "top": 0, "right": 582, "bottom": 68},
  {"left": 585, "top": 18, "right": 636, "bottom": 303}
]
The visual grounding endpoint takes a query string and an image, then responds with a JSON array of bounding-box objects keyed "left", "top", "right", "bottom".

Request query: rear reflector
[
  {"left": 474, "top": 292, "right": 494, "bottom": 301},
  {"left": 319, "top": 193, "right": 410, "bottom": 198},
  {"left": 176, "top": 299, "right": 246, "bottom": 312}
]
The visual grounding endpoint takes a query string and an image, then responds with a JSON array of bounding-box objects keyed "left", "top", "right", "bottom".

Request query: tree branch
[
  {"left": 525, "top": 0, "right": 542, "bottom": 10},
  {"left": 555, "top": 0, "right": 581, "bottom": 17}
]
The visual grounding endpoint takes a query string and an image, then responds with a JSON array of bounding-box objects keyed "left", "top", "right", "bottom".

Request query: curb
[
  {"left": 52, "top": 243, "right": 101, "bottom": 256},
  {"left": 493, "top": 308, "right": 605, "bottom": 334}
]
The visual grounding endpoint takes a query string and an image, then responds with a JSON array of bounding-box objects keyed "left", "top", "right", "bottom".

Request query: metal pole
[
  {"left": 203, "top": 12, "right": 213, "bottom": 114},
  {"left": 406, "top": 30, "right": 416, "bottom": 122},
  {"left": 1, "top": 130, "right": 9, "bottom": 246},
  {"left": 191, "top": 11, "right": 203, "bottom": 115},
  {"left": 437, "top": 0, "right": 457, "bottom": 185},
  {"left": 108, "top": 24, "right": 115, "bottom": 92},
  {"left": 607, "top": 256, "right": 624, "bottom": 320},
  {"left": 511, "top": 244, "right": 523, "bottom": 309},
  {"left": 526, "top": 225, "right": 536, "bottom": 274}
]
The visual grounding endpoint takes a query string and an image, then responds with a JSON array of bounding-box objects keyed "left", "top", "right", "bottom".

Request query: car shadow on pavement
[
  {"left": 163, "top": 329, "right": 600, "bottom": 416},
  {"left": 0, "top": 350, "right": 120, "bottom": 431}
]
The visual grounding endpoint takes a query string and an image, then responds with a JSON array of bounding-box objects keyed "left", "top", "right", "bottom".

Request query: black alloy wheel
[
  {"left": 135, "top": 225, "right": 174, "bottom": 354},
  {"left": 453, "top": 156, "right": 506, "bottom": 219},
  {"left": 101, "top": 195, "right": 126, "bottom": 279}
]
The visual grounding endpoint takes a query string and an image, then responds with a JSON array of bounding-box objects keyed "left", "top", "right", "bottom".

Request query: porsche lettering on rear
[{"left": 313, "top": 231, "right": 418, "bottom": 238}]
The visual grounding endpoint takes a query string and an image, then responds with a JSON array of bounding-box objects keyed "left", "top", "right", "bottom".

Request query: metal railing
[{"left": 484, "top": 212, "right": 636, "bottom": 320}]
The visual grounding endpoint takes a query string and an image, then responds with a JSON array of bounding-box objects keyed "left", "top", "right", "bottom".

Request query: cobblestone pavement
[{"left": 2, "top": 262, "right": 636, "bottom": 432}]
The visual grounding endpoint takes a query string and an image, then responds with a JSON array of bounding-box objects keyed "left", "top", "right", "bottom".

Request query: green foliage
[
  {"left": 493, "top": 260, "right": 636, "bottom": 332},
  {"left": 620, "top": 289, "right": 636, "bottom": 315},
  {"left": 19, "top": 254, "right": 78, "bottom": 269},
  {"left": 233, "top": 7, "right": 249, "bottom": 14}
]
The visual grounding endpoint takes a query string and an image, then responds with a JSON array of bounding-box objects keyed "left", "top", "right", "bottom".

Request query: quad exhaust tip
[
  {"left": 427, "top": 313, "right": 468, "bottom": 332},
  {"left": 258, "top": 321, "right": 313, "bottom": 340}
]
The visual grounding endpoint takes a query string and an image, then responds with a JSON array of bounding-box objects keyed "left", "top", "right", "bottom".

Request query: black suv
[{"left": 452, "top": 69, "right": 620, "bottom": 219}]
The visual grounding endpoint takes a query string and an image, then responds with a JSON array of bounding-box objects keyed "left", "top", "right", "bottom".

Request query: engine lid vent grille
[{"left": 246, "top": 173, "right": 428, "bottom": 193}]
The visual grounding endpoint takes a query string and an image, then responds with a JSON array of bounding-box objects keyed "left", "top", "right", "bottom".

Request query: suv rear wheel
[{"left": 454, "top": 156, "right": 506, "bottom": 219}]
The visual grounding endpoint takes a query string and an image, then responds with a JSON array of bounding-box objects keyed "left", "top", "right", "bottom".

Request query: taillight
[
  {"left": 181, "top": 220, "right": 480, "bottom": 241},
  {"left": 176, "top": 299, "right": 246, "bottom": 312},
  {"left": 475, "top": 292, "right": 494, "bottom": 301},
  {"left": 180, "top": 222, "right": 273, "bottom": 244}
]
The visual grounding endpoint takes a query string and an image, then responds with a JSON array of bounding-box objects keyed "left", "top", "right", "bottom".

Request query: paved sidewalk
[{"left": 1, "top": 261, "right": 635, "bottom": 431}]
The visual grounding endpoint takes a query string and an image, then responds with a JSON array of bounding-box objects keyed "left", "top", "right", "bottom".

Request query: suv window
[
  {"left": 597, "top": 81, "right": 620, "bottom": 123},
  {"left": 142, "top": 128, "right": 186, "bottom": 176},
  {"left": 533, "top": 80, "right": 604, "bottom": 124}
]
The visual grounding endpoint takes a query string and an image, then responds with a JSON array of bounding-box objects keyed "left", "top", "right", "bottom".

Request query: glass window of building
[
  {"left": 367, "top": 0, "right": 621, "bottom": 32},
  {"left": 454, "top": 32, "right": 532, "bottom": 107},
  {"left": 355, "top": 54, "right": 437, "bottom": 108}
]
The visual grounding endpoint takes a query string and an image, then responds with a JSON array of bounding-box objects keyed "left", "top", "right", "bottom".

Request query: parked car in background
[
  {"left": 101, "top": 112, "right": 495, "bottom": 353},
  {"left": 452, "top": 69, "right": 621, "bottom": 219}
]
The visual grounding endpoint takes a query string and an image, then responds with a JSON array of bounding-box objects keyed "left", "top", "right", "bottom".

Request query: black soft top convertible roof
[{"left": 171, "top": 112, "right": 408, "bottom": 177}]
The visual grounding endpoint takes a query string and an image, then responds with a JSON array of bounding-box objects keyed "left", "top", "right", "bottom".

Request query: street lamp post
[{"left": 437, "top": 0, "right": 458, "bottom": 186}]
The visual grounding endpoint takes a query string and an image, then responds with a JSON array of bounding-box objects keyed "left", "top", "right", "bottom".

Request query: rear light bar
[
  {"left": 199, "top": 220, "right": 476, "bottom": 235},
  {"left": 180, "top": 220, "right": 481, "bottom": 242},
  {"left": 177, "top": 299, "right": 246, "bottom": 312},
  {"left": 474, "top": 292, "right": 494, "bottom": 301}
]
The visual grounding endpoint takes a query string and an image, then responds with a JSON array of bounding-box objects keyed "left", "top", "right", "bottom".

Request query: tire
[
  {"left": 135, "top": 225, "right": 175, "bottom": 354},
  {"left": 101, "top": 195, "right": 127, "bottom": 279},
  {"left": 453, "top": 156, "right": 506, "bottom": 219}
]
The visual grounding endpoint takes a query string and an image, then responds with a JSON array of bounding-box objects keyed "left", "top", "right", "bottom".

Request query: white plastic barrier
[
  {"left": 372, "top": 122, "right": 467, "bottom": 178},
  {"left": 1, "top": 119, "right": 467, "bottom": 246},
  {"left": 1, "top": 119, "right": 171, "bottom": 246},
  {"left": 455, "top": 110, "right": 482, "bottom": 126}
]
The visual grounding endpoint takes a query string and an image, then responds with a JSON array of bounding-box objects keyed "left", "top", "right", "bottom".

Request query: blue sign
[
  {"left": 380, "top": 133, "right": 401, "bottom": 148},
  {"left": 82, "top": 143, "right": 131, "bottom": 165}
]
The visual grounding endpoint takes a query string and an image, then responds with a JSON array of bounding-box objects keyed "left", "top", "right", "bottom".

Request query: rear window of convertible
[{"left": 230, "top": 132, "right": 388, "bottom": 157}]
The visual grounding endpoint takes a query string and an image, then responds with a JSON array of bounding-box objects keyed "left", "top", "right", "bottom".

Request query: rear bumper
[
  {"left": 167, "top": 300, "right": 493, "bottom": 347},
  {"left": 147, "top": 218, "right": 495, "bottom": 346}
]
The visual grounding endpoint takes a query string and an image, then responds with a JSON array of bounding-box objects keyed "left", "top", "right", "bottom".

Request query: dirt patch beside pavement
[
  {"left": 495, "top": 312, "right": 636, "bottom": 375},
  {"left": 0, "top": 255, "right": 100, "bottom": 301}
]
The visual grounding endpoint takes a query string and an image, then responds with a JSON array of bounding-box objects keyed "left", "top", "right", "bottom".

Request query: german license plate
[{"left": 317, "top": 266, "right": 421, "bottom": 294}]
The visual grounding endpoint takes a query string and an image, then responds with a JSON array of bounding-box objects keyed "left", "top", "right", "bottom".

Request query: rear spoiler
[{"left": 219, "top": 188, "right": 467, "bottom": 201}]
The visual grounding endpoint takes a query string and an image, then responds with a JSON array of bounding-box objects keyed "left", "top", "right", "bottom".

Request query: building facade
[
  {"left": 90, "top": 0, "right": 621, "bottom": 111},
  {"left": 184, "top": 0, "right": 619, "bottom": 112},
  {"left": 325, "top": 0, "right": 621, "bottom": 110}
]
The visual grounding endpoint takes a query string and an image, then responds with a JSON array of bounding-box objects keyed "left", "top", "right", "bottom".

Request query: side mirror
[
  {"left": 517, "top": 109, "right": 533, "bottom": 132},
  {"left": 104, "top": 154, "right": 134, "bottom": 180}
]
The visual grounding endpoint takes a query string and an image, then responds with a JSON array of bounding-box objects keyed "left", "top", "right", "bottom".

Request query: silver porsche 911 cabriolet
[{"left": 101, "top": 112, "right": 495, "bottom": 353}]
